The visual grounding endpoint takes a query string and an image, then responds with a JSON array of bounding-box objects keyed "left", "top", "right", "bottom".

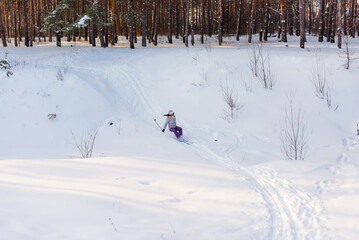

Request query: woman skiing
[{"left": 162, "top": 110, "right": 183, "bottom": 139}]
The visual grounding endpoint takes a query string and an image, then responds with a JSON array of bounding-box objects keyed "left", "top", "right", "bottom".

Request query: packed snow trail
[
  {"left": 97, "top": 55, "right": 327, "bottom": 240},
  {"left": 185, "top": 135, "right": 327, "bottom": 240},
  {"left": 44, "top": 47, "right": 326, "bottom": 239}
]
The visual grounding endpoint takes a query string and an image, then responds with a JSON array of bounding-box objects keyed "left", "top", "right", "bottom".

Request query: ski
[{"left": 178, "top": 137, "right": 193, "bottom": 145}]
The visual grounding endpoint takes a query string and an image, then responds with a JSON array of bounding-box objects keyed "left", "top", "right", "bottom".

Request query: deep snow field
[{"left": 0, "top": 35, "right": 358, "bottom": 240}]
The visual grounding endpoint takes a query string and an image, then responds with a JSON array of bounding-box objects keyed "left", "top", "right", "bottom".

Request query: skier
[{"left": 162, "top": 110, "right": 183, "bottom": 139}]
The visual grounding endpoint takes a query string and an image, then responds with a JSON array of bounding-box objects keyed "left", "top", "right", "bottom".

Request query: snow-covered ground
[{"left": 0, "top": 35, "right": 358, "bottom": 239}]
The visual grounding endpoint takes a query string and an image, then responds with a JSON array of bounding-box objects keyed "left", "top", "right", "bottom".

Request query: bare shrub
[
  {"left": 248, "top": 43, "right": 261, "bottom": 77},
  {"left": 48, "top": 114, "right": 57, "bottom": 120},
  {"left": 340, "top": 35, "right": 358, "bottom": 70},
  {"left": 311, "top": 56, "right": 327, "bottom": 99},
  {"left": 280, "top": 94, "right": 311, "bottom": 160},
  {"left": 220, "top": 79, "right": 242, "bottom": 121},
  {"left": 325, "top": 86, "right": 332, "bottom": 108},
  {"left": 240, "top": 74, "right": 253, "bottom": 93},
  {"left": 0, "top": 59, "right": 13, "bottom": 77},
  {"left": 72, "top": 127, "right": 100, "bottom": 158},
  {"left": 56, "top": 68, "right": 64, "bottom": 81},
  {"left": 56, "top": 65, "right": 69, "bottom": 81},
  {"left": 258, "top": 50, "right": 275, "bottom": 90}
]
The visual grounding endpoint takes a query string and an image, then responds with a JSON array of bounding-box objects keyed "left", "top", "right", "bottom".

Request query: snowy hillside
[{"left": 0, "top": 36, "right": 359, "bottom": 240}]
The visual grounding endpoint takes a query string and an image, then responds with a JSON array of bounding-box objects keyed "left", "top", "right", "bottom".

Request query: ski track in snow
[
  {"left": 49, "top": 49, "right": 328, "bottom": 240},
  {"left": 99, "top": 59, "right": 328, "bottom": 240}
]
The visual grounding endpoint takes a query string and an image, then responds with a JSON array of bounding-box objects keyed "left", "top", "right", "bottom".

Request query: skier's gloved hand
[{"left": 162, "top": 129, "right": 165, "bottom": 133}]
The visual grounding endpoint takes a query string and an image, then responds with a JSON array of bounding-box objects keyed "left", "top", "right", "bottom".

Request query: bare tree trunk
[
  {"left": 185, "top": 0, "right": 190, "bottom": 47},
  {"left": 337, "top": 0, "right": 342, "bottom": 48},
  {"left": 22, "top": 0, "right": 29, "bottom": 47},
  {"left": 208, "top": 0, "right": 213, "bottom": 37},
  {"left": 0, "top": 5, "right": 7, "bottom": 47},
  {"left": 104, "top": 0, "right": 108, "bottom": 47},
  {"left": 248, "top": 0, "right": 255, "bottom": 43},
  {"left": 308, "top": 0, "right": 313, "bottom": 34},
  {"left": 330, "top": 0, "right": 336, "bottom": 43},
  {"left": 142, "top": 0, "right": 147, "bottom": 47},
  {"left": 91, "top": 21, "right": 96, "bottom": 47},
  {"left": 263, "top": 0, "right": 270, "bottom": 41},
  {"left": 299, "top": 0, "right": 305, "bottom": 48},
  {"left": 236, "top": 0, "right": 242, "bottom": 40},
  {"left": 288, "top": 0, "right": 293, "bottom": 35},
  {"left": 258, "top": 0, "right": 264, "bottom": 42},
  {"left": 281, "top": 0, "right": 287, "bottom": 42},
  {"left": 218, "top": 0, "right": 223, "bottom": 45},
  {"left": 327, "top": 1, "right": 332, "bottom": 42},
  {"left": 14, "top": 0, "right": 17, "bottom": 47},
  {"left": 29, "top": 0, "right": 34, "bottom": 47},
  {"left": 319, "top": 0, "right": 325, "bottom": 42},
  {"left": 191, "top": 0, "right": 195, "bottom": 45},
  {"left": 295, "top": 0, "right": 300, "bottom": 36},
  {"left": 128, "top": 0, "right": 134, "bottom": 49},
  {"left": 154, "top": 0, "right": 159, "bottom": 45},
  {"left": 169, "top": 0, "right": 173, "bottom": 43},
  {"left": 200, "top": 0, "right": 205, "bottom": 43}
]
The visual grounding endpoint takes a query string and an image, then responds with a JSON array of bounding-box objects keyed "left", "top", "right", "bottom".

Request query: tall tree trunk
[
  {"left": 22, "top": 0, "right": 29, "bottom": 47},
  {"left": 0, "top": 5, "right": 7, "bottom": 47},
  {"left": 337, "top": 0, "right": 342, "bottom": 48},
  {"left": 308, "top": 0, "right": 313, "bottom": 34},
  {"left": 288, "top": 0, "right": 293, "bottom": 35},
  {"left": 343, "top": 0, "right": 347, "bottom": 35},
  {"left": 191, "top": 0, "right": 195, "bottom": 45},
  {"left": 318, "top": 0, "right": 325, "bottom": 42},
  {"left": 299, "top": 0, "right": 305, "bottom": 48},
  {"left": 142, "top": 0, "right": 147, "bottom": 47},
  {"left": 185, "top": 0, "right": 190, "bottom": 47},
  {"left": 175, "top": 0, "right": 179, "bottom": 39},
  {"left": 29, "top": 0, "right": 34, "bottom": 47},
  {"left": 263, "top": 0, "right": 270, "bottom": 41},
  {"left": 218, "top": 0, "right": 223, "bottom": 45},
  {"left": 327, "top": 1, "right": 332, "bottom": 42},
  {"left": 128, "top": 0, "right": 134, "bottom": 49},
  {"left": 295, "top": 0, "right": 300, "bottom": 36},
  {"left": 248, "top": 0, "right": 255, "bottom": 43},
  {"left": 91, "top": 21, "right": 96, "bottom": 47},
  {"left": 169, "top": 0, "right": 173, "bottom": 43},
  {"left": 14, "top": 0, "right": 17, "bottom": 47},
  {"left": 330, "top": 0, "right": 337, "bottom": 43},
  {"left": 154, "top": 0, "right": 159, "bottom": 45},
  {"left": 258, "top": 0, "right": 264, "bottom": 42},
  {"left": 236, "top": 0, "right": 242, "bottom": 40},
  {"left": 280, "top": 0, "right": 287, "bottom": 42},
  {"left": 104, "top": 0, "right": 108, "bottom": 47}
]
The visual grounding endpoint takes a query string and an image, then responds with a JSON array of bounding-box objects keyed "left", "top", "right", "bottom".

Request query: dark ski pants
[{"left": 170, "top": 126, "right": 183, "bottom": 138}]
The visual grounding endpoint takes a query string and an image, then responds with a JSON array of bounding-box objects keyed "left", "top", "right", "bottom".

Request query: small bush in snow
[
  {"left": 258, "top": 51, "right": 275, "bottom": 90},
  {"left": 280, "top": 94, "right": 310, "bottom": 160},
  {"left": 72, "top": 127, "right": 99, "bottom": 158},
  {"left": 57, "top": 68, "right": 64, "bottom": 81},
  {"left": 220, "top": 79, "right": 241, "bottom": 121},
  {"left": 340, "top": 36, "right": 358, "bottom": 70},
  {"left": 311, "top": 57, "right": 327, "bottom": 99},
  {"left": 0, "top": 59, "right": 13, "bottom": 77},
  {"left": 248, "top": 43, "right": 275, "bottom": 90},
  {"left": 48, "top": 114, "right": 57, "bottom": 120},
  {"left": 240, "top": 74, "right": 253, "bottom": 93},
  {"left": 248, "top": 43, "right": 261, "bottom": 77}
]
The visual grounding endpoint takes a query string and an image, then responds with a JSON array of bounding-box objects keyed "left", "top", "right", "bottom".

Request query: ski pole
[{"left": 154, "top": 119, "right": 162, "bottom": 130}]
